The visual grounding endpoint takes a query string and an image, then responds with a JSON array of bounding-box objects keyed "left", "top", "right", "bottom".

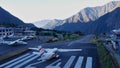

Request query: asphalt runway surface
[
  {"left": 0, "top": 35, "right": 100, "bottom": 68},
  {"left": 0, "top": 36, "right": 53, "bottom": 56}
]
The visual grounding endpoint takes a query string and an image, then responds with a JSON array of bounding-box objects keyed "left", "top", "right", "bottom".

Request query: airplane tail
[{"left": 38, "top": 46, "right": 45, "bottom": 52}]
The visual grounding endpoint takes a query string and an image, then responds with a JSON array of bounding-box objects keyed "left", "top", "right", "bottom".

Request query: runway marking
[
  {"left": 56, "top": 62, "right": 61, "bottom": 67},
  {"left": 14, "top": 55, "right": 41, "bottom": 68},
  {"left": 67, "top": 41, "right": 74, "bottom": 46},
  {"left": 46, "top": 59, "right": 61, "bottom": 66},
  {"left": 63, "top": 56, "right": 76, "bottom": 68},
  {"left": 46, "top": 59, "right": 61, "bottom": 68},
  {"left": 46, "top": 62, "right": 61, "bottom": 68},
  {"left": 85, "top": 57, "right": 92, "bottom": 68},
  {"left": 4, "top": 54, "right": 36, "bottom": 68},
  {"left": 67, "top": 40, "right": 80, "bottom": 46},
  {"left": 25, "top": 60, "right": 45, "bottom": 68},
  {"left": 58, "top": 49, "right": 82, "bottom": 52},
  {"left": 74, "top": 56, "right": 84, "bottom": 68},
  {"left": 0, "top": 53, "right": 30, "bottom": 67}
]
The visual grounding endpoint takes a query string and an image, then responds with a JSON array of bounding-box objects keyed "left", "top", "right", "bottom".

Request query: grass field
[
  {"left": 91, "top": 35, "right": 114, "bottom": 68},
  {"left": 97, "top": 43, "right": 113, "bottom": 68}
]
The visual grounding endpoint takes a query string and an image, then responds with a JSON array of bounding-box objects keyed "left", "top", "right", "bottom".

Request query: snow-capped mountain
[{"left": 33, "top": 19, "right": 64, "bottom": 29}]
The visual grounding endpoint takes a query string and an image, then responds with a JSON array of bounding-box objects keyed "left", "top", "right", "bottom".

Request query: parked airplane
[
  {"left": 20, "top": 36, "right": 35, "bottom": 41},
  {"left": 2, "top": 34, "right": 14, "bottom": 39},
  {"left": 9, "top": 39, "right": 27, "bottom": 45},
  {"left": 0, "top": 39, "right": 27, "bottom": 46},
  {"left": 29, "top": 46, "right": 82, "bottom": 61}
]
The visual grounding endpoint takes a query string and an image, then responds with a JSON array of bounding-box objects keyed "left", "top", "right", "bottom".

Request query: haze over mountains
[
  {"left": 33, "top": 1, "right": 120, "bottom": 34},
  {"left": 34, "top": 19, "right": 63, "bottom": 29},
  {"left": 55, "top": 7, "right": 120, "bottom": 34},
  {"left": 64, "top": 1, "right": 120, "bottom": 23},
  {"left": 0, "top": 1, "right": 120, "bottom": 34},
  {"left": 0, "top": 7, "right": 35, "bottom": 27}
]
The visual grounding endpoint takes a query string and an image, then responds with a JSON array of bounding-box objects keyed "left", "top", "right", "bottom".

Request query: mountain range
[
  {"left": 33, "top": 19, "right": 63, "bottom": 29},
  {"left": 0, "top": 7, "right": 35, "bottom": 27},
  {"left": 1, "top": 1, "right": 120, "bottom": 34},
  {"left": 64, "top": 1, "right": 120, "bottom": 23},
  {"left": 55, "top": 7, "right": 120, "bottom": 34},
  {"left": 33, "top": 1, "right": 120, "bottom": 34}
]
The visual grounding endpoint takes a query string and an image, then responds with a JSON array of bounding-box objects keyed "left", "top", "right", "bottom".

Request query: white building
[
  {"left": 0, "top": 27, "right": 14, "bottom": 37},
  {"left": 24, "top": 30, "right": 36, "bottom": 36}
]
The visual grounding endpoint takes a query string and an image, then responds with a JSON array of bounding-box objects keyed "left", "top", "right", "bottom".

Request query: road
[{"left": 0, "top": 35, "right": 100, "bottom": 68}]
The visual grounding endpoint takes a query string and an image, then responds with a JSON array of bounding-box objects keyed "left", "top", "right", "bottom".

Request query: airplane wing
[
  {"left": 57, "top": 49, "right": 82, "bottom": 52},
  {"left": 29, "top": 48, "right": 39, "bottom": 50},
  {"left": 32, "top": 52, "right": 42, "bottom": 55},
  {"left": 45, "top": 48, "right": 82, "bottom": 52},
  {"left": 29, "top": 47, "right": 82, "bottom": 52}
]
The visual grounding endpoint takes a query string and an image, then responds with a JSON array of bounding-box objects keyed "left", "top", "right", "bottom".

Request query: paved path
[{"left": 68, "top": 35, "right": 93, "bottom": 46}]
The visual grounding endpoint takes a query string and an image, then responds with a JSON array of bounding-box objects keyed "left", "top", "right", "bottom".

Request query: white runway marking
[
  {"left": 14, "top": 55, "right": 40, "bottom": 68},
  {"left": 46, "top": 62, "right": 61, "bottom": 68},
  {"left": 63, "top": 56, "right": 76, "bottom": 68},
  {"left": 85, "top": 57, "right": 92, "bottom": 68},
  {"left": 0, "top": 53, "right": 30, "bottom": 67},
  {"left": 25, "top": 60, "right": 45, "bottom": 68},
  {"left": 58, "top": 49, "right": 82, "bottom": 52},
  {"left": 67, "top": 40, "right": 80, "bottom": 46},
  {"left": 46, "top": 59, "right": 61, "bottom": 68},
  {"left": 67, "top": 42, "right": 74, "bottom": 46},
  {"left": 4, "top": 54, "right": 36, "bottom": 68},
  {"left": 74, "top": 56, "right": 84, "bottom": 68}
]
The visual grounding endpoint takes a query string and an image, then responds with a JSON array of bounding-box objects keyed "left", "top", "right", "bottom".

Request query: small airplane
[
  {"left": 2, "top": 34, "right": 14, "bottom": 39},
  {"left": 29, "top": 46, "right": 82, "bottom": 61},
  {"left": 20, "top": 36, "right": 35, "bottom": 41},
  {"left": 8, "top": 39, "right": 27, "bottom": 45},
  {"left": 0, "top": 39, "right": 27, "bottom": 46}
]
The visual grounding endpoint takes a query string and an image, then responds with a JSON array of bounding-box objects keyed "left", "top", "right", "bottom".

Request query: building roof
[
  {"left": 112, "top": 29, "right": 120, "bottom": 34},
  {"left": 24, "top": 30, "right": 35, "bottom": 32}
]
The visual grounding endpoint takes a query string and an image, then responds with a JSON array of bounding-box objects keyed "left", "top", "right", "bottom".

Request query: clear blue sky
[{"left": 0, "top": 0, "right": 116, "bottom": 23}]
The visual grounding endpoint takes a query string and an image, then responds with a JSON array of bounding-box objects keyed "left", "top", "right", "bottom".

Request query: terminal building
[
  {"left": 0, "top": 27, "right": 36, "bottom": 38},
  {"left": 0, "top": 27, "right": 14, "bottom": 37},
  {"left": 24, "top": 30, "right": 36, "bottom": 36}
]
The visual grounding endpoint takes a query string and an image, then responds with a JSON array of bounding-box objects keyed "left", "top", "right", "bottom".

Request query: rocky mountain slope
[
  {"left": 33, "top": 1, "right": 120, "bottom": 31},
  {"left": 0, "top": 7, "right": 35, "bottom": 27},
  {"left": 54, "top": 1, "right": 120, "bottom": 34},
  {"left": 64, "top": 1, "right": 120, "bottom": 23},
  {"left": 55, "top": 7, "right": 120, "bottom": 34}
]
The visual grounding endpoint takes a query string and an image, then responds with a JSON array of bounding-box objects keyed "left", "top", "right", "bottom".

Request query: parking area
[{"left": 0, "top": 36, "right": 54, "bottom": 57}]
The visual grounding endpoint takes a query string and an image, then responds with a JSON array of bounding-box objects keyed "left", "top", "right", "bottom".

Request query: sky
[{"left": 0, "top": 0, "right": 116, "bottom": 23}]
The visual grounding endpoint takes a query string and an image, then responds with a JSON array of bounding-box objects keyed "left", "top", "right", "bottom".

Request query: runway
[{"left": 0, "top": 35, "right": 100, "bottom": 68}]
